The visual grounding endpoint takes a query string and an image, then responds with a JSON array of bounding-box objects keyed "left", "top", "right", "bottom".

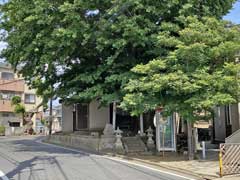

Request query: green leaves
[
  {"left": 11, "top": 96, "right": 21, "bottom": 105},
  {"left": 14, "top": 104, "right": 26, "bottom": 115},
  {"left": 0, "top": 0, "right": 237, "bottom": 112},
  {"left": 122, "top": 17, "right": 240, "bottom": 121},
  {"left": 11, "top": 96, "right": 26, "bottom": 115}
]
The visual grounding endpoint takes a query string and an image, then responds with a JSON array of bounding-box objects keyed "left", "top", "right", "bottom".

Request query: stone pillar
[
  {"left": 99, "top": 124, "right": 115, "bottom": 151},
  {"left": 194, "top": 127, "right": 199, "bottom": 153},
  {"left": 112, "top": 102, "right": 117, "bottom": 130},
  {"left": 155, "top": 112, "right": 161, "bottom": 152},
  {"left": 139, "top": 114, "right": 145, "bottom": 136},
  {"left": 146, "top": 126, "right": 155, "bottom": 150}
]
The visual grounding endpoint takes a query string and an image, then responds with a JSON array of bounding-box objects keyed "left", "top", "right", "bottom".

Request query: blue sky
[{"left": 223, "top": 0, "right": 240, "bottom": 23}]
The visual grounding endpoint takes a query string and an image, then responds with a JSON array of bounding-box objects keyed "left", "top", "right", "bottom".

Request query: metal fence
[{"left": 219, "top": 143, "right": 240, "bottom": 176}]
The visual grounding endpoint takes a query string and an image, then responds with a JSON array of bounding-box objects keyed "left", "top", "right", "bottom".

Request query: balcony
[
  {"left": 0, "top": 100, "right": 14, "bottom": 112},
  {"left": 0, "top": 79, "right": 24, "bottom": 92}
]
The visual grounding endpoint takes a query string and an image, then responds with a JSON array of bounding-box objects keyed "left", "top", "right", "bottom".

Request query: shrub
[
  {"left": 0, "top": 126, "right": 5, "bottom": 135},
  {"left": 11, "top": 96, "right": 21, "bottom": 105}
]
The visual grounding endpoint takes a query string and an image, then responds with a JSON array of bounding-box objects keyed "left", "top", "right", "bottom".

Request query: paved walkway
[
  {"left": 214, "top": 175, "right": 240, "bottom": 180},
  {"left": 114, "top": 151, "right": 220, "bottom": 179}
]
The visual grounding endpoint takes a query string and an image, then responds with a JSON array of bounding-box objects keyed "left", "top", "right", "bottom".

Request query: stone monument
[{"left": 99, "top": 123, "right": 116, "bottom": 151}]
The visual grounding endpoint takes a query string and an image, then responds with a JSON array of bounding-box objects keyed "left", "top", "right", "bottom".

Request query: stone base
[
  {"left": 147, "top": 143, "right": 155, "bottom": 151},
  {"left": 99, "top": 135, "right": 116, "bottom": 151},
  {"left": 114, "top": 144, "right": 125, "bottom": 154}
]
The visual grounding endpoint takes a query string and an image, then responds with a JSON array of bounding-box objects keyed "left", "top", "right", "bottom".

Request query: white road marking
[
  {"left": 0, "top": 170, "right": 9, "bottom": 180},
  {"left": 103, "top": 156, "right": 196, "bottom": 180},
  {"left": 37, "top": 139, "right": 197, "bottom": 180}
]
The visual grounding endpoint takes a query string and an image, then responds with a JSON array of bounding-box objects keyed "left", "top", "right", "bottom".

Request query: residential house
[{"left": 0, "top": 63, "right": 43, "bottom": 134}]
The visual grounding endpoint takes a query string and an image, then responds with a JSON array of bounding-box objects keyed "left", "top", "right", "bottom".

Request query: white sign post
[{"left": 154, "top": 110, "right": 176, "bottom": 153}]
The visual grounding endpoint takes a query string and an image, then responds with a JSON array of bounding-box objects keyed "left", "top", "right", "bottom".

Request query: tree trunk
[
  {"left": 49, "top": 98, "right": 53, "bottom": 135},
  {"left": 187, "top": 121, "right": 194, "bottom": 160}
]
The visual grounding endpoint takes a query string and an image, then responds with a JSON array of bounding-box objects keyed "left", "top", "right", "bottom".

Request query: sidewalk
[
  {"left": 109, "top": 151, "right": 221, "bottom": 179},
  {"left": 214, "top": 175, "right": 240, "bottom": 180}
]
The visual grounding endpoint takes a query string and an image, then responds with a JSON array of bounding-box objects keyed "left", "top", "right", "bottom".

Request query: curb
[
  {"left": 106, "top": 153, "right": 219, "bottom": 180},
  {"left": 42, "top": 138, "right": 219, "bottom": 180}
]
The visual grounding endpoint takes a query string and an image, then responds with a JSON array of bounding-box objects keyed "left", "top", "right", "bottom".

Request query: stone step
[
  {"left": 122, "top": 136, "right": 147, "bottom": 153},
  {"left": 126, "top": 144, "right": 146, "bottom": 147}
]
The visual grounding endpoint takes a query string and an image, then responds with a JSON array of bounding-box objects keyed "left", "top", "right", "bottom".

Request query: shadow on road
[
  {"left": 10, "top": 136, "right": 89, "bottom": 156},
  {"left": 5, "top": 156, "right": 69, "bottom": 180},
  {"left": 2, "top": 136, "right": 90, "bottom": 180}
]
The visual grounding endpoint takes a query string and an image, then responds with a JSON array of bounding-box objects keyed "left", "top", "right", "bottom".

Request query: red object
[{"left": 155, "top": 107, "right": 163, "bottom": 112}]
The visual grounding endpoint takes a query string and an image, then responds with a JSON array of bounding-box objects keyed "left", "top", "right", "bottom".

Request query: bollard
[
  {"left": 202, "top": 141, "right": 206, "bottom": 159},
  {"left": 219, "top": 151, "right": 223, "bottom": 177}
]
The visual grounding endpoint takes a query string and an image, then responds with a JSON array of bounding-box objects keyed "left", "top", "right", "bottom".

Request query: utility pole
[{"left": 49, "top": 98, "right": 53, "bottom": 135}]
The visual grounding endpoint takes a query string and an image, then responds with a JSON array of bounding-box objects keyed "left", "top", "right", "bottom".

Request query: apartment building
[{"left": 0, "top": 63, "right": 43, "bottom": 132}]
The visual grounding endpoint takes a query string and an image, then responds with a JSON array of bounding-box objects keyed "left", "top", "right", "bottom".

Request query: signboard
[{"left": 159, "top": 116, "right": 176, "bottom": 151}]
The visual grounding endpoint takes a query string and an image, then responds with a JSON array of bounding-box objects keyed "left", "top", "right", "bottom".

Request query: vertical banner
[
  {"left": 159, "top": 115, "right": 176, "bottom": 151},
  {"left": 155, "top": 111, "right": 176, "bottom": 152}
]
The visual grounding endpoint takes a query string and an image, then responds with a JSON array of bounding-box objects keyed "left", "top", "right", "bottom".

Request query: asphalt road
[{"left": 0, "top": 136, "right": 199, "bottom": 180}]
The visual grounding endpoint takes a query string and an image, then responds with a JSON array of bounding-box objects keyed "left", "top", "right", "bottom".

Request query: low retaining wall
[
  {"left": 5, "top": 127, "right": 24, "bottom": 136},
  {"left": 47, "top": 134, "right": 101, "bottom": 152}
]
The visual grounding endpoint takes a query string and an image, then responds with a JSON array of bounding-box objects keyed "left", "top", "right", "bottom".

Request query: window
[
  {"left": 0, "top": 92, "right": 20, "bottom": 100},
  {"left": 1, "top": 72, "right": 14, "bottom": 80},
  {"left": 24, "top": 94, "right": 35, "bottom": 104},
  {"left": 9, "top": 122, "right": 20, "bottom": 127}
]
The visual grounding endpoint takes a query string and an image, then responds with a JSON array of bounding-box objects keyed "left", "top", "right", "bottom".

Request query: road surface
[{"left": 0, "top": 136, "right": 200, "bottom": 180}]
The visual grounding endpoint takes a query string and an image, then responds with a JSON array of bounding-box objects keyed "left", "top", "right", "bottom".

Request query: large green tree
[
  {"left": 121, "top": 17, "right": 240, "bottom": 159},
  {"left": 58, "top": 0, "right": 237, "bottom": 105},
  {"left": 0, "top": 0, "right": 236, "bottom": 105},
  {"left": 0, "top": 0, "right": 237, "bottom": 158}
]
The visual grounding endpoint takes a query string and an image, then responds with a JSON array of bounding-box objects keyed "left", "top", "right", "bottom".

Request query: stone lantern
[
  {"left": 146, "top": 126, "right": 155, "bottom": 150},
  {"left": 115, "top": 127, "right": 124, "bottom": 151}
]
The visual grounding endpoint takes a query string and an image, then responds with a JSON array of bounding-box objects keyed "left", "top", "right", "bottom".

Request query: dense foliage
[
  {"left": 11, "top": 96, "right": 26, "bottom": 125},
  {"left": 0, "top": 0, "right": 237, "bottom": 106},
  {"left": 121, "top": 17, "right": 240, "bottom": 121}
]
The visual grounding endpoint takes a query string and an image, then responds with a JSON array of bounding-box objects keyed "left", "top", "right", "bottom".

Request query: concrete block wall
[
  {"left": 5, "top": 127, "right": 24, "bottom": 136},
  {"left": 62, "top": 104, "right": 74, "bottom": 132},
  {"left": 48, "top": 134, "right": 100, "bottom": 152},
  {"left": 89, "top": 101, "right": 110, "bottom": 130}
]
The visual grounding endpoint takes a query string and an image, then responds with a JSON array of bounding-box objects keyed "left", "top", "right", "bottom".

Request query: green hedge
[{"left": 0, "top": 126, "right": 5, "bottom": 135}]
